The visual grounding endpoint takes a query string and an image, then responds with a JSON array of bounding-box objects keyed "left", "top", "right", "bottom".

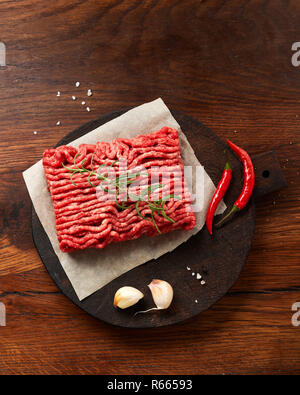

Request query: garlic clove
[
  {"left": 148, "top": 279, "right": 173, "bottom": 310},
  {"left": 113, "top": 286, "right": 144, "bottom": 309}
]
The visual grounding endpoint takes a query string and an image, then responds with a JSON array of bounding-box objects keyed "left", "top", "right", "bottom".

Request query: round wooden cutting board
[{"left": 32, "top": 108, "right": 286, "bottom": 328}]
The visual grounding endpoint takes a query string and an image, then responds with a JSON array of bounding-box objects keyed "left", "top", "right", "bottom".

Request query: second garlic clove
[
  {"left": 148, "top": 279, "right": 173, "bottom": 310},
  {"left": 113, "top": 286, "right": 144, "bottom": 309}
]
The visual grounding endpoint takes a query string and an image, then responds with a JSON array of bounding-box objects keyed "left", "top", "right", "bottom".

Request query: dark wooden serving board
[{"left": 31, "top": 109, "right": 287, "bottom": 328}]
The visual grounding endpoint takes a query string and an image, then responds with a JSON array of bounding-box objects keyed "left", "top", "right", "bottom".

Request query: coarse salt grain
[
  {"left": 56, "top": 121, "right": 61, "bottom": 126},
  {"left": 195, "top": 299, "right": 198, "bottom": 303},
  {"left": 72, "top": 96, "right": 76, "bottom": 100},
  {"left": 57, "top": 91, "right": 61, "bottom": 97},
  {"left": 86, "top": 107, "right": 91, "bottom": 112},
  {"left": 200, "top": 280, "right": 206, "bottom": 285},
  {"left": 75, "top": 82, "right": 80, "bottom": 87},
  {"left": 186, "top": 266, "right": 191, "bottom": 271},
  {"left": 33, "top": 131, "right": 38, "bottom": 135},
  {"left": 196, "top": 273, "right": 202, "bottom": 280},
  {"left": 87, "top": 89, "right": 92, "bottom": 97},
  {"left": 81, "top": 101, "right": 86, "bottom": 105},
  {"left": 192, "top": 272, "right": 195, "bottom": 276}
]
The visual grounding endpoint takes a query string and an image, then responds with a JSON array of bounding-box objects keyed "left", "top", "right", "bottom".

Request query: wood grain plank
[{"left": 0, "top": 290, "right": 299, "bottom": 374}]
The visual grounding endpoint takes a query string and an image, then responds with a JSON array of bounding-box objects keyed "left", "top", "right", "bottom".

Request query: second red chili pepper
[{"left": 206, "top": 155, "right": 232, "bottom": 235}]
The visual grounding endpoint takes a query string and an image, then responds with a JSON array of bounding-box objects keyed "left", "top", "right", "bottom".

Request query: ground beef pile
[{"left": 43, "top": 127, "right": 196, "bottom": 252}]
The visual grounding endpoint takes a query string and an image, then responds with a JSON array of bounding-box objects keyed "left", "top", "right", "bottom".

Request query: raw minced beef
[{"left": 43, "top": 127, "right": 196, "bottom": 252}]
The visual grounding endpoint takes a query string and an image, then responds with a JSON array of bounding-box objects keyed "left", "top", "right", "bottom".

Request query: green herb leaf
[{"left": 63, "top": 155, "right": 180, "bottom": 233}]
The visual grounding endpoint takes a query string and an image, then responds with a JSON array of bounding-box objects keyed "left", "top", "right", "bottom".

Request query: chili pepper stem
[
  {"left": 215, "top": 204, "right": 239, "bottom": 228},
  {"left": 224, "top": 149, "right": 230, "bottom": 170}
]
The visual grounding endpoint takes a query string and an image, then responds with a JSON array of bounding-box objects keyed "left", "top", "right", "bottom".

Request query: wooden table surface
[{"left": 0, "top": 0, "right": 299, "bottom": 375}]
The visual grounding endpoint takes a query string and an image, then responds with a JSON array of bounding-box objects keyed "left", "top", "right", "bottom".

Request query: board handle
[{"left": 252, "top": 151, "right": 287, "bottom": 199}]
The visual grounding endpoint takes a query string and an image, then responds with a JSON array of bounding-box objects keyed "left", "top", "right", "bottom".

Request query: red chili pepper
[
  {"left": 215, "top": 140, "right": 255, "bottom": 227},
  {"left": 206, "top": 155, "right": 232, "bottom": 235}
]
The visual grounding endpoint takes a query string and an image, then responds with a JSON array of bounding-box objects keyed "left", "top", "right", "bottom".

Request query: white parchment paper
[{"left": 23, "top": 98, "right": 226, "bottom": 300}]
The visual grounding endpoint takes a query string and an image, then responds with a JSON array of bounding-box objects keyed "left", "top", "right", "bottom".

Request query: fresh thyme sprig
[
  {"left": 62, "top": 154, "right": 180, "bottom": 234},
  {"left": 62, "top": 153, "right": 118, "bottom": 187}
]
